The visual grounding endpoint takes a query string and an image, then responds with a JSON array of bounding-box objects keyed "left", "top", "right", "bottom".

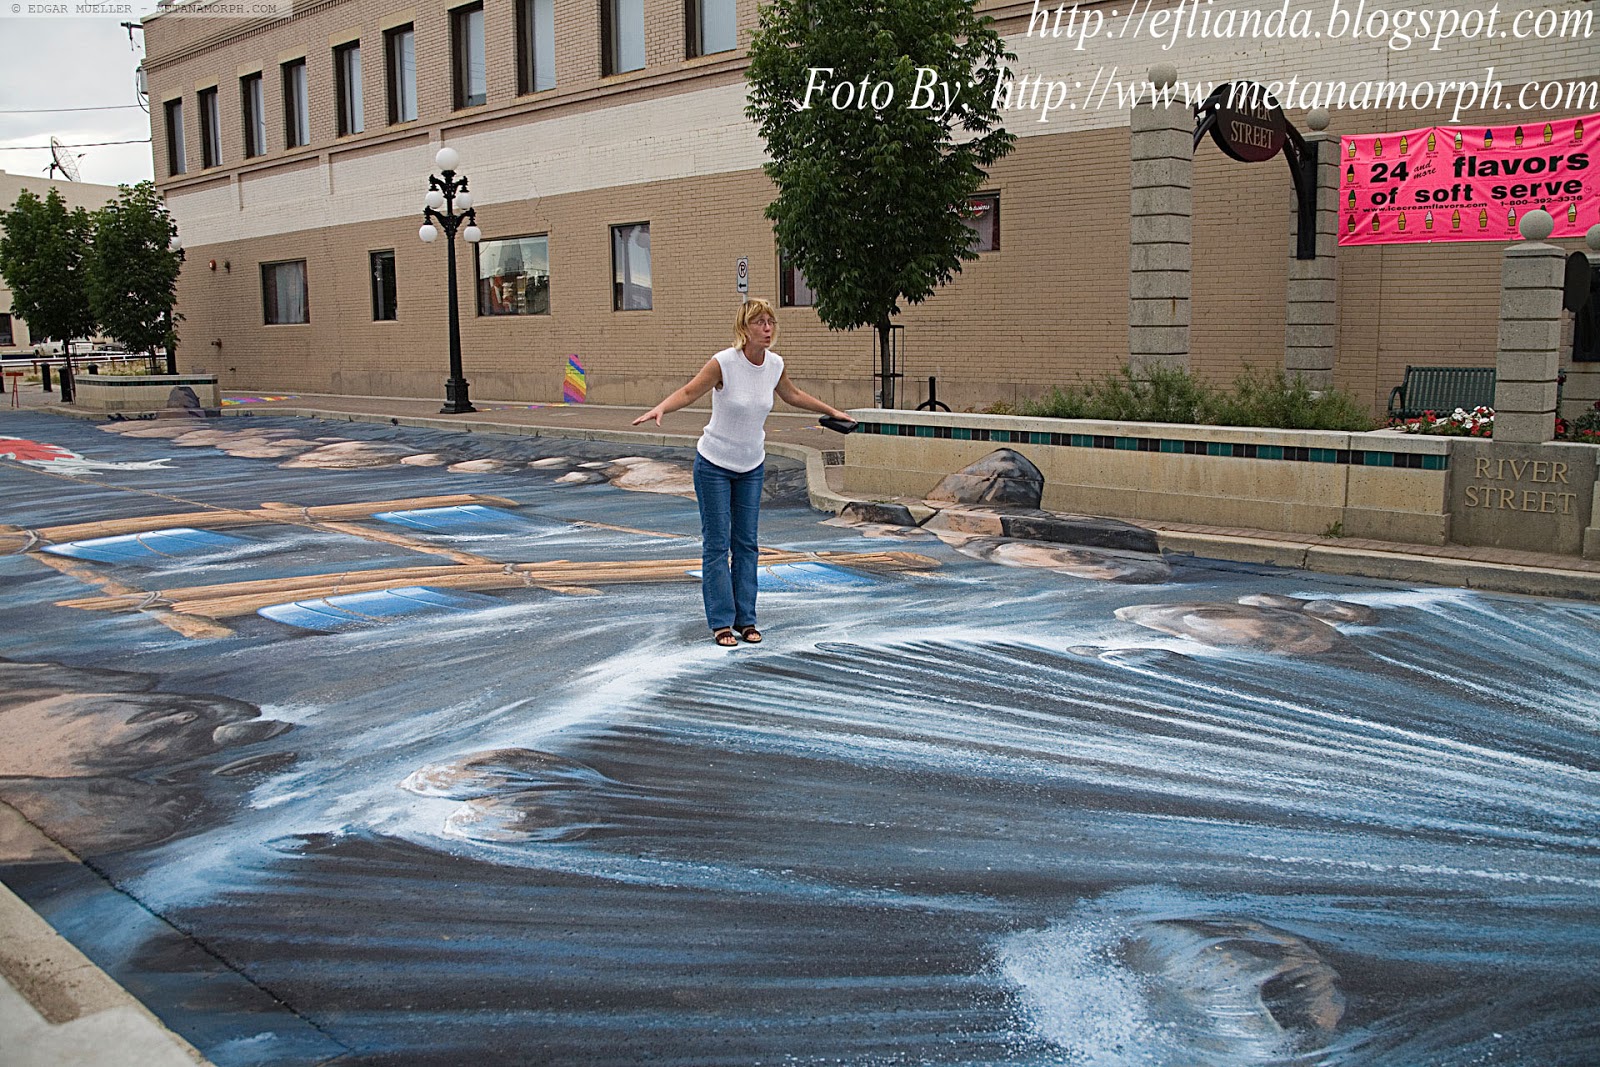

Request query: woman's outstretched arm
[{"left": 775, "top": 371, "right": 850, "bottom": 421}]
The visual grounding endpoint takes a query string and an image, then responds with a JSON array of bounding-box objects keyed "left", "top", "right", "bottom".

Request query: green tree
[
  {"left": 87, "top": 182, "right": 184, "bottom": 369},
  {"left": 746, "top": 0, "right": 1014, "bottom": 408},
  {"left": 0, "top": 188, "right": 98, "bottom": 362}
]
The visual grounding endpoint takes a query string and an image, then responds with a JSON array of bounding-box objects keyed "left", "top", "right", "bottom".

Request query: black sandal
[
  {"left": 712, "top": 627, "right": 738, "bottom": 647},
  {"left": 737, "top": 626, "right": 762, "bottom": 644}
]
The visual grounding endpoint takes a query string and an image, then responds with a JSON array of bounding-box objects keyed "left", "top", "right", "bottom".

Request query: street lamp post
[{"left": 420, "top": 146, "right": 482, "bottom": 414}]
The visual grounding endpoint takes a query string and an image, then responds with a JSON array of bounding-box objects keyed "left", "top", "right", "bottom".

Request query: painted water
[{"left": 1, "top": 414, "right": 1597, "bottom": 1066}]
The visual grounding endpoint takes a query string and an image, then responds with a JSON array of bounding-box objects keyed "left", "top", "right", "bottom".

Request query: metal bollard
[
  {"left": 58, "top": 362, "right": 74, "bottom": 403},
  {"left": 41, "top": 362, "right": 53, "bottom": 392}
]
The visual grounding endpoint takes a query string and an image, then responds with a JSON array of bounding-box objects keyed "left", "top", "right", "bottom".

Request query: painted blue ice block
[
  {"left": 372, "top": 505, "right": 526, "bottom": 532},
  {"left": 257, "top": 586, "right": 501, "bottom": 631},
  {"left": 686, "top": 561, "right": 880, "bottom": 590},
  {"left": 43, "top": 527, "right": 249, "bottom": 564}
]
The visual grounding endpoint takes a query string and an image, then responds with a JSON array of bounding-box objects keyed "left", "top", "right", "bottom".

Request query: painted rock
[
  {"left": 1115, "top": 602, "right": 1347, "bottom": 654},
  {"left": 953, "top": 538, "right": 1172, "bottom": 584},
  {"left": 924, "top": 449, "right": 1044, "bottom": 507}
]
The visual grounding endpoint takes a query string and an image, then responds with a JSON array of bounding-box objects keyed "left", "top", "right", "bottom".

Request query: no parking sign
[{"left": 736, "top": 256, "right": 748, "bottom": 295}]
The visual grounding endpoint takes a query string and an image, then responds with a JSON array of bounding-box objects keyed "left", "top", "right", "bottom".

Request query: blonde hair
[{"left": 733, "top": 298, "right": 778, "bottom": 349}]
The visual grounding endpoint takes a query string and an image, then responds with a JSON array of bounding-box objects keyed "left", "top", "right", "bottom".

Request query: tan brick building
[{"left": 143, "top": 0, "right": 1598, "bottom": 413}]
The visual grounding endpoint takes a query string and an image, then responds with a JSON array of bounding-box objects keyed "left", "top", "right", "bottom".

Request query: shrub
[{"left": 990, "top": 365, "right": 1377, "bottom": 431}]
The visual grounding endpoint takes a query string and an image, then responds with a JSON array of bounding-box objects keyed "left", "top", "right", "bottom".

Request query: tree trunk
[{"left": 876, "top": 317, "right": 894, "bottom": 409}]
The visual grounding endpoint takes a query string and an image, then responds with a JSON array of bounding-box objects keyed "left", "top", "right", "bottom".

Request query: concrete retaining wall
[
  {"left": 72, "top": 375, "right": 221, "bottom": 413},
  {"left": 841, "top": 410, "right": 1457, "bottom": 545}
]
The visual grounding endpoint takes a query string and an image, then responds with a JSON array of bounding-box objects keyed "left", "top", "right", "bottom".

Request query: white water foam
[{"left": 999, "top": 916, "right": 1170, "bottom": 1066}]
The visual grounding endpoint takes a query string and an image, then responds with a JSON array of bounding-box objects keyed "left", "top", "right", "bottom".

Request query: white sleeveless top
[{"left": 697, "top": 347, "right": 784, "bottom": 473}]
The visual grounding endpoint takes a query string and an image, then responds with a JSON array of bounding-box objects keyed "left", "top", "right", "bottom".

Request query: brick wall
[{"left": 144, "top": 0, "right": 1599, "bottom": 412}]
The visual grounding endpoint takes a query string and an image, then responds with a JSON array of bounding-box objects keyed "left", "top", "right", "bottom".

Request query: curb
[
  {"left": 1156, "top": 531, "right": 1600, "bottom": 601},
  {"left": 0, "top": 805, "right": 211, "bottom": 1066}
]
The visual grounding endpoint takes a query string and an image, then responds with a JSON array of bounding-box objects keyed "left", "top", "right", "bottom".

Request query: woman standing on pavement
[{"left": 633, "top": 298, "right": 852, "bottom": 647}]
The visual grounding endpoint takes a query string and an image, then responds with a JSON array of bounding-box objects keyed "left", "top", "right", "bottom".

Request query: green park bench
[{"left": 1386, "top": 366, "right": 1498, "bottom": 421}]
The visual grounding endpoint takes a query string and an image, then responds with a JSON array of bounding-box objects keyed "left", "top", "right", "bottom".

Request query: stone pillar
[
  {"left": 1284, "top": 108, "right": 1338, "bottom": 391},
  {"left": 1492, "top": 210, "right": 1567, "bottom": 443},
  {"left": 1129, "top": 63, "right": 1192, "bottom": 375}
]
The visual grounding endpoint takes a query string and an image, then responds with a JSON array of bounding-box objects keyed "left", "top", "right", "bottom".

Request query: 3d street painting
[{"left": 1, "top": 410, "right": 1597, "bottom": 1066}]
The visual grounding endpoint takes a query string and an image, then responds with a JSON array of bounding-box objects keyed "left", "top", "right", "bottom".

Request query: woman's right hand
[{"left": 632, "top": 407, "right": 663, "bottom": 426}]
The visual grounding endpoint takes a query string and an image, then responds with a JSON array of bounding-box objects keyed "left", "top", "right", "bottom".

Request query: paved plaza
[{"left": 1, "top": 405, "right": 1598, "bottom": 1066}]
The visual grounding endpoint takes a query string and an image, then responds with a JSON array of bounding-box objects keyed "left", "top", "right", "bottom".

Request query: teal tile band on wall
[{"left": 855, "top": 422, "right": 1450, "bottom": 471}]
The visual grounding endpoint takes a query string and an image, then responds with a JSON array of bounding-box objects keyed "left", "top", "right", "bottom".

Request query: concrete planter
[
  {"left": 839, "top": 409, "right": 1462, "bottom": 547},
  {"left": 72, "top": 374, "right": 221, "bottom": 415}
]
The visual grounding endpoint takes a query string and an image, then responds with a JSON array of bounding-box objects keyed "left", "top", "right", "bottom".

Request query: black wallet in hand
[{"left": 818, "top": 416, "right": 858, "bottom": 435}]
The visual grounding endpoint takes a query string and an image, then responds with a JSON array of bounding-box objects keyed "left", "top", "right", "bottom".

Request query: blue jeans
[{"left": 693, "top": 453, "right": 764, "bottom": 631}]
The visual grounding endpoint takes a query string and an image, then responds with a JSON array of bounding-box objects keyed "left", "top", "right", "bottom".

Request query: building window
[
  {"left": 164, "top": 98, "right": 186, "bottom": 176},
  {"left": 601, "top": 0, "right": 645, "bottom": 76},
  {"left": 686, "top": 0, "right": 736, "bottom": 57},
  {"left": 385, "top": 24, "right": 417, "bottom": 124},
  {"left": 283, "top": 59, "right": 310, "bottom": 148},
  {"left": 335, "top": 41, "right": 364, "bottom": 136},
  {"left": 516, "top": 0, "right": 555, "bottom": 94},
  {"left": 241, "top": 73, "right": 266, "bottom": 158},
  {"left": 370, "top": 250, "right": 398, "bottom": 321},
  {"left": 779, "top": 255, "right": 816, "bottom": 308},
  {"left": 476, "top": 235, "right": 550, "bottom": 316},
  {"left": 198, "top": 87, "right": 221, "bottom": 168},
  {"left": 262, "top": 260, "right": 309, "bottom": 324},
  {"left": 452, "top": 3, "right": 487, "bottom": 108},
  {"left": 611, "top": 223, "right": 651, "bottom": 310},
  {"left": 963, "top": 193, "right": 999, "bottom": 252},
  {"left": 0, "top": 313, "right": 13, "bottom": 346}
]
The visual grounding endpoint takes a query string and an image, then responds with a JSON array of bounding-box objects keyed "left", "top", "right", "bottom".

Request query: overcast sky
[{"left": 0, "top": 5, "right": 163, "bottom": 188}]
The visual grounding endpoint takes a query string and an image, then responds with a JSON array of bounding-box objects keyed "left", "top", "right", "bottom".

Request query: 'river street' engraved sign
[{"left": 1448, "top": 441, "right": 1597, "bottom": 555}]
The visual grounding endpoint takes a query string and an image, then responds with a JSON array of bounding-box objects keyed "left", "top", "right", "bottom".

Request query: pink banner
[{"left": 1339, "top": 114, "right": 1597, "bottom": 245}]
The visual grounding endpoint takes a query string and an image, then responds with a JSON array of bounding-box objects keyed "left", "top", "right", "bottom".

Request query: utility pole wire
[
  {"left": 0, "top": 139, "right": 152, "bottom": 151},
  {"left": 0, "top": 105, "right": 146, "bottom": 114}
]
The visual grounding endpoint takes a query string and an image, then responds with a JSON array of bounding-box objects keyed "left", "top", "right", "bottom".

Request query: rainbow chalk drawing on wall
[{"left": 563, "top": 356, "right": 587, "bottom": 404}]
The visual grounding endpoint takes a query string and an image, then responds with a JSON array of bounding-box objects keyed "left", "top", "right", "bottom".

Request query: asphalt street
[{"left": 2, "top": 411, "right": 1598, "bottom": 1066}]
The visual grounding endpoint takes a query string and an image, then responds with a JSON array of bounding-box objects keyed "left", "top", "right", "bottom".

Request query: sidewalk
[{"left": 9, "top": 377, "right": 1600, "bottom": 600}]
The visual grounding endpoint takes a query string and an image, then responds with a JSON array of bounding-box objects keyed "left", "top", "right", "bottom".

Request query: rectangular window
[
  {"left": 963, "top": 193, "right": 999, "bottom": 252},
  {"left": 452, "top": 3, "right": 487, "bottom": 108},
  {"left": 686, "top": 0, "right": 737, "bottom": 57},
  {"left": 198, "top": 87, "right": 221, "bottom": 168},
  {"left": 164, "top": 98, "right": 186, "bottom": 176},
  {"left": 601, "top": 0, "right": 645, "bottom": 76},
  {"left": 241, "top": 73, "right": 266, "bottom": 158},
  {"left": 283, "top": 59, "right": 310, "bottom": 148},
  {"left": 385, "top": 24, "right": 417, "bottom": 124},
  {"left": 262, "top": 260, "right": 309, "bottom": 324},
  {"left": 611, "top": 223, "right": 651, "bottom": 311},
  {"left": 516, "top": 0, "right": 556, "bottom": 94},
  {"left": 370, "top": 250, "right": 398, "bottom": 321},
  {"left": 779, "top": 255, "right": 816, "bottom": 307},
  {"left": 0, "top": 313, "right": 13, "bottom": 346},
  {"left": 335, "top": 41, "right": 364, "bottom": 136},
  {"left": 476, "top": 235, "right": 550, "bottom": 316}
]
